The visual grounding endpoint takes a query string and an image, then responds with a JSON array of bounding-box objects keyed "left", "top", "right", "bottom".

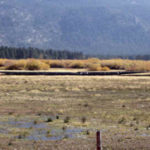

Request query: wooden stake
[{"left": 96, "top": 131, "right": 102, "bottom": 150}]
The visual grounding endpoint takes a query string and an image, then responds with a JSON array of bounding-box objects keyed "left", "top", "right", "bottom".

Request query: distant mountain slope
[{"left": 0, "top": 0, "right": 150, "bottom": 55}]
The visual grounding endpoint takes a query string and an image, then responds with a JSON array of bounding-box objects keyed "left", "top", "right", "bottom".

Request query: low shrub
[
  {"left": 125, "top": 61, "right": 150, "bottom": 72},
  {"left": 69, "top": 61, "right": 85, "bottom": 68},
  {"left": 5, "top": 60, "right": 26, "bottom": 70},
  {"left": 88, "top": 64, "right": 102, "bottom": 71},
  {"left": 8, "top": 141, "right": 12, "bottom": 146},
  {"left": 25, "top": 59, "right": 49, "bottom": 70},
  {"left": 49, "top": 60, "right": 66, "bottom": 68},
  {"left": 0, "top": 59, "right": 6, "bottom": 67},
  {"left": 87, "top": 58, "right": 100, "bottom": 64},
  {"left": 100, "top": 59, "right": 150, "bottom": 72},
  {"left": 64, "top": 116, "right": 70, "bottom": 123},
  {"left": 101, "top": 66, "right": 110, "bottom": 71},
  {"left": 86, "top": 130, "right": 90, "bottom": 135},
  {"left": 46, "top": 117, "right": 53, "bottom": 122},
  {"left": 62, "top": 126, "right": 67, "bottom": 131},
  {"left": 118, "top": 117, "right": 126, "bottom": 124},
  {"left": 100, "top": 59, "right": 126, "bottom": 70},
  {"left": 81, "top": 117, "right": 87, "bottom": 123},
  {"left": 41, "top": 60, "right": 51, "bottom": 67},
  {"left": 40, "top": 62, "right": 50, "bottom": 70},
  {"left": 33, "top": 120, "right": 38, "bottom": 125},
  {"left": 56, "top": 115, "right": 59, "bottom": 119}
]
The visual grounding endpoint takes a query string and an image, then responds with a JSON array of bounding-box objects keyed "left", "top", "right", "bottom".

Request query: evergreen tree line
[
  {"left": 1, "top": 46, "right": 150, "bottom": 60},
  {"left": 0, "top": 46, "right": 85, "bottom": 59},
  {"left": 96, "top": 55, "right": 150, "bottom": 60}
]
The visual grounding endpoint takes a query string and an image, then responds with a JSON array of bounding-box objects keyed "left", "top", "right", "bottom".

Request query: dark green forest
[
  {"left": 1, "top": 46, "right": 150, "bottom": 60},
  {"left": 0, "top": 46, "right": 84, "bottom": 59}
]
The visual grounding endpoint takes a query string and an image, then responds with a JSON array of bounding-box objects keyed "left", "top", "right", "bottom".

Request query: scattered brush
[
  {"left": 46, "top": 130, "right": 51, "bottom": 137},
  {"left": 62, "top": 126, "right": 67, "bottom": 131},
  {"left": 37, "top": 112, "right": 42, "bottom": 116},
  {"left": 46, "top": 117, "right": 53, "bottom": 123},
  {"left": 134, "top": 127, "right": 138, "bottom": 131},
  {"left": 84, "top": 103, "right": 89, "bottom": 107},
  {"left": 81, "top": 117, "right": 87, "bottom": 124},
  {"left": 8, "top": 141, "right": 13, "bottom": 146},
  {"left": 86, "top": 130, "right": 90, "bottom": 135},
  {"left": 56, "top": 115, "right": 59, "bottom": 119},
  {"left": 63, "top": 135, "right": 69, "bottom": 139},
  {"left": 8, "top": 112, "right": 14, "bottom": 115},
  {"left": 33, "top": 120, "right": 38, "bottom": 125},
  {"left": 17, "top": 131, "right": 29, "bottom": 139},
  {"left": 146, "top": 124, "right": 150, "bottom": 130},
  {"left": 64, "top": 116, "right": 70, "bottom": 123},
  {"left": 118, "top": 117, "right": 126, "bottom": 124}
]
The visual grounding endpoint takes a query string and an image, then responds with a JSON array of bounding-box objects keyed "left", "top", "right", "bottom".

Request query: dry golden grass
[
  {"left": 100, "top": 59, "right": 150, "bottom": 72},
  {"left": 1, "top": 58, "right": 150, "bottom": 72}
]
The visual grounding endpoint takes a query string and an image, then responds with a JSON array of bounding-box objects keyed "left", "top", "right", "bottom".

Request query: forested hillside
[{"left": 1, "top": 0, "right": 150, "bottom": 55}]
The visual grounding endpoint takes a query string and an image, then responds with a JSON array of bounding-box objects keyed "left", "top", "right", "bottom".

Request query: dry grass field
[{"left": 0, "top": 75, "right": 150, "bottom": 149}]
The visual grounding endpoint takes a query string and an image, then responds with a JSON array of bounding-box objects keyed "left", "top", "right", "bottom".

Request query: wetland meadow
[{"left": 0, "top": 75, "right": 149, "bottom": 149}]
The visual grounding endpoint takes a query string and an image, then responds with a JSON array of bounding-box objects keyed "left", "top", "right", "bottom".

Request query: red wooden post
[{"left": 96, "top": 131, "right": 102, "bottom": 150}]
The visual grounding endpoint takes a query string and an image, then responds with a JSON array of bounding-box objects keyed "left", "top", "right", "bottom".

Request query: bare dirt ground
[{"left": 0, "top": 75, "right": 150, "bottom": 150}]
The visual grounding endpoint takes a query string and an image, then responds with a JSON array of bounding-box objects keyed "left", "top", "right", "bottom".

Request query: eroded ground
[{"left": 0, "top": 75, "right": 150, "bottom": 150}]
